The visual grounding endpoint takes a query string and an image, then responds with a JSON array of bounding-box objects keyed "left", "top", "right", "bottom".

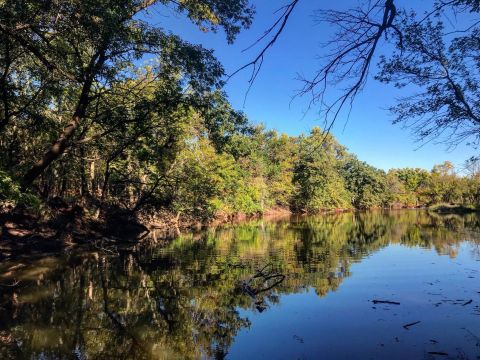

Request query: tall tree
[
  {"left": 293, "top": 128, "right": 352, "bottom": 212},
  {"left": 0, "top": 0, "right": 254, "bottom": 189}
]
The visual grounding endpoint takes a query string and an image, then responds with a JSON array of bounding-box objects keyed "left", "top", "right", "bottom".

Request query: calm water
[{"left": 1, "top": 210, "right": 480, "bottom": 359}]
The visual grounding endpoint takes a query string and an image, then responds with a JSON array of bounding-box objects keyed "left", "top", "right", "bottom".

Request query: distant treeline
[
  {"left": 0, "top": 1, "right": 478, "bottom": 223},
  {"left": 1, "top": 107, "right": 478, "bottom": 219}
]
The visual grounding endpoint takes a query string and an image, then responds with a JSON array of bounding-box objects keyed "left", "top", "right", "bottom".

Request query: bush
[{"left": 0, "top": 170, "right": 42, "bottom": 212}]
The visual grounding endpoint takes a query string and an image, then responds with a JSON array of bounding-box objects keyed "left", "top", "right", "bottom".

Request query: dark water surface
[{"left": 1, "top": 210, "right": 480, "bottom": 359}]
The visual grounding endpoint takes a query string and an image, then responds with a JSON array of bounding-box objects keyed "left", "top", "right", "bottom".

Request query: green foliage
[
  {"left": 169, "top": 138, "right": 262, "bottom": 217},
  {"left": 0, "top": 0, "right": 255, "bottom": 189},
  {"left": 423, "top": 162, "right": 464, "bottom": 205},
  {"left": 0, "top": 0, "right": 479, "bottom": 223},
  {"left": 0, "top": 170, "right": 41, "bottom": 211},
  {"left": 387, "top": 168, "right": 429, "bottom": 206},
  {"left": 0, "top": 170, "right": 18, "bottom": 201},
  {"left": 342, "top": 158, "right": 389, "bottom": 209},
  {"left": 292, "top": 128, "right": 352, "bottom": 212}
]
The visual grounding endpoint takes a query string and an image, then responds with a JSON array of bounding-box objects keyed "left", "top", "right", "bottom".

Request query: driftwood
[
  {"left": 242, "top": 264, "right": 285, "bottom": 295},
  {"left": 241, "top": 263, "right": 285, "bottom": 312},
  {"left": 403, "top": 321, "right": 421, "bottom": 330},
  {"left": 372, "top": 300, "right": 400, "bottom": 305}
]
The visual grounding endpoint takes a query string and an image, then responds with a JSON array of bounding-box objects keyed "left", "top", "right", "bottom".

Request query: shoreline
[{"left": 0, "top": 204, "right": 474, "bottom": 260}]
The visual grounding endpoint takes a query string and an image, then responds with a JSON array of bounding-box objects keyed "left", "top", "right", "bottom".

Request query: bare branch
[
  {"left": 228, "top": 0, "right": 300, "bottom": 92},
  {"left": 297, "top": 0, "right": 400, "bottom": 138}
]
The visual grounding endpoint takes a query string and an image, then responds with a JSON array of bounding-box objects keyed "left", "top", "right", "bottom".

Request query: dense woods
[
  {"left": 2, "top": 115, "right": 479, "bottom": 222},
  {"left": 0, "top": 0, "right": 479, "bottom": 237}
]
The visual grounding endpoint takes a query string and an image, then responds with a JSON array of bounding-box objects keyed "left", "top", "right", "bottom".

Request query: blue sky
[{"left": 147, "top": 0, "right": 477, "bottom": 172}]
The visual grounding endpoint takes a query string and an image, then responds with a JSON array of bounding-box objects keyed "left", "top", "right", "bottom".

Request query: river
[{"left": 0, "top": 210, "right": 479, "bottom": 359}]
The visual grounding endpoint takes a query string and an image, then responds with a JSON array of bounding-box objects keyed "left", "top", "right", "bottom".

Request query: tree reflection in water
[{"left": 0, "top": 210, "right": 479, "bottom": 359}]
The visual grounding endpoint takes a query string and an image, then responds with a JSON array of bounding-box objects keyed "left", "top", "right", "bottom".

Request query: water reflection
[{"left": 0, "top": 210, "right": 479, "bottom": 359}]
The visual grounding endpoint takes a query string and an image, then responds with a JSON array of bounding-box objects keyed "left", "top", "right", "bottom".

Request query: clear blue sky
[{"left": 147, "top": 0, "right": 476, "bottom": 172}]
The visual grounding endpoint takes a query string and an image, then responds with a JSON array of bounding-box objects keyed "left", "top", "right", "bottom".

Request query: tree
[
  {"left": 341, "top": 158, "right": 389, "bottom": 209},
  {"left": 243, "top": 1, "right": 480, "bottom": 145},
  {"left": 426, "top": 161, "right": 463, "bottom": 204},
  {"left": 310, "top": 0, "right": 480, "bottom": 145},
  {"left": 376, "top": 14, "right": 480, "bottom": 145},
  {"left": 464, "top": 157, "right": 480, "bottom": 178},
  {"left": 387, "top": 168, "right": 430, "bottom": 206},
  {"left": 0, "top": 0, "right": 254, "bottom": 189},
  {"left": 292, "top": 128, "right": 352, "bottom": 212}
]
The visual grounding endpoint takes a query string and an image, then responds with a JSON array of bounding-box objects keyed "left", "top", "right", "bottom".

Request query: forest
[
  {"left": 1, "top": 0, "right": 479, "bottom": 240},
  {"left": 2, "top": 2, "right": 480, "bottom": 359}
]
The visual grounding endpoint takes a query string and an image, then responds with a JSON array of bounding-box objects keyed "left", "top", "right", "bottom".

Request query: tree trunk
[
  {"left": 90, "top": 159, "right": 97, "bottom": 196},
  {"left": 100, "top": 161, "right": 111, "bottom": 202},
  {"left": 80, "top": 147, "right": 88, "bottom": 198},
  {"left": 21, "top": 76, "right": 94, "bottom": 190},
  {"left": 0, "top": 36, "right": 11, "bottom": 133}
]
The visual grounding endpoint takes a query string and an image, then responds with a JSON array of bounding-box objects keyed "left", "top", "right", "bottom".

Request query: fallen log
[
  {"left": 240, "top": 263, "right": 285, "bottom": 312},
  {"left": 372, "top": 300, "right": 400, "bottom": 305},
  {"left": 403, "top": 321, "right": 421, "bottom": 330}
]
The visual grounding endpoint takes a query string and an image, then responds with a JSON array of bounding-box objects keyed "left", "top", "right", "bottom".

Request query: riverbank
[
  {"left": 0, "top": 202, "right": 475, "bottom": 259},
  {"left": 0, "top": 201, "right": 361, "bottom": 258},
  {"left": 0, "top": 204, "right": 294, "bottom": 258}
]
